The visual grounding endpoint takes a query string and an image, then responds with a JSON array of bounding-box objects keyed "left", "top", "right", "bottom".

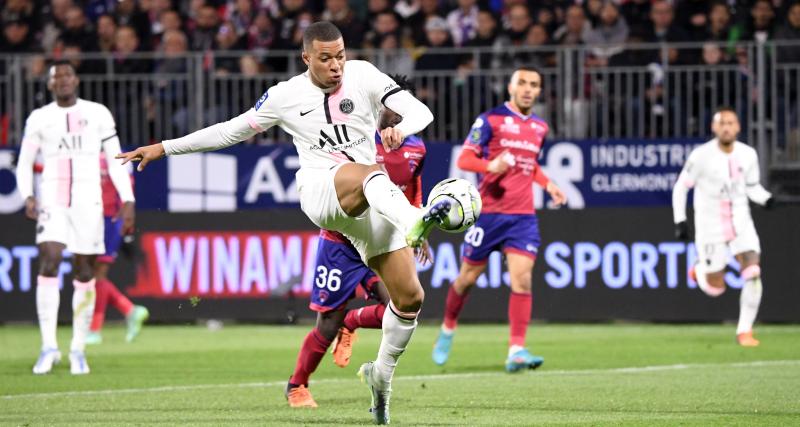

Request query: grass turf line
[{"left": 1, "top": 324, "right": 798, "bottom": 426}]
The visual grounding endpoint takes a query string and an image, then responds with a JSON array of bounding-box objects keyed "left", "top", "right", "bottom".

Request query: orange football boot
[
  {"left": 737, "top": 331, "right": 760, "bottom": 347},
  {"left": 286, "top": 384, "right": 318, "bottom": 408},
  {"left": 332, "top": 327, "right": 357, "bottom": 368}
]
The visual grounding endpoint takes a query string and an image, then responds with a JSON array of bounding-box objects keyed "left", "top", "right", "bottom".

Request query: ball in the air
[{"left": 427, "top": 178, "right": 482, "bottom": 233}]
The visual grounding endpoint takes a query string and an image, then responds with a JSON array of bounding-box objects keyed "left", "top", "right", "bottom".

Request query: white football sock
[
  {"left": 737, "top": 265, "right": 763, "bottom": 335},
  {"left": 36, "top": 275, "right": 61, "bottom": 351},
  {"left": 374, "top": 303, "right": 418, "bottom": 390},
  {"left": 70, "top": 279, "right": 96, "bottom": 353},
  {"left": 362, "top": 171, "right": 421, "bottom": 232}
]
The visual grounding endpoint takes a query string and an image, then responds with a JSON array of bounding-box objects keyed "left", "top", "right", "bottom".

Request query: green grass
[{"left": 1, "top": 324, "right": 799, "bottom": 426}]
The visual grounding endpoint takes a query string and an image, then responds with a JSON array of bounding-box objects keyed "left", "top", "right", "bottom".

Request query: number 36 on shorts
[{"left": 315, "top": 266, "right": 342, "bottom": 292}]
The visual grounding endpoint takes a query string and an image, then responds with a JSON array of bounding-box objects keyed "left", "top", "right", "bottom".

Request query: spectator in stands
[
  {"left": 247, "top": 9, "right": 276, "bottom": 64},
  {"left": 642, "top": 0, "right": 689, "bottom": 65},
  {"left": 214, "top": 21, "right": 247, "bottom": 74},
  {"left": 39, "top": 0, "right": 74, "bottom": 52},
  {"left": 494, "top": 4, "right": 531, "bottom": 50},
  {"left": 744, "top": 0, "right": 776, "bottom": 42},
  {"left": 365, "top": 10, "right": 402, "bottom": 49},
  {"left": 394, "top": 0, "right": 419, "bottom": 20},
  {"left": 585, "top": 1, "right": 629, "bottom": 66},
  {"left": 114, "top": 0, "right": 150, "bottom": 45},
  {"left": 85, "top": 0, "right": 115, "bottom": 22},
  {"left": 96, "top": 14, "right": 118, "bottom": 53},
  {"left": 1, "top": 16, "right": 36, "bottom": 54},
  {"left": 675, "top": 0, "right": 709, "bottom": 41},
  {"left": 113, "top": 25, "right": 151, "bottom": 73},
  {"left": 145, "top": 0, "right": 173, "bottom": 43},
  {"left": 407, "top": 0, "right": 444, "bottom": 46},
  {"left": 705, "top": 1, "right": 738, "bottom": 46},
  {"left": 523, "top": 23, "right": 554, "bottom": 68},
  {"left": 583, "top": 0, "right": 603, "bottom": 27},
  {"left": 464, "top": 9, "right": 499, "bottom": 69},
  {"left": 151, "top": 10, "right": 183, "bottom": 50},
  {"left": 191, "top": 5, "right": 221, "bottom": 51},
  {"left": 367, "top": 0, "right": 392, "bottom": 21},
  {"left": 553, "top": 5, "right": 589, "bottom": 46},
  {"left": 775, "top": 1, "right": 800, "bottom": 63},
  {"left": 533, "top": 6, "right": 558, "bottom": 35},
  {"left": 59, "top": 6, "right": 98, "bottom": 51},
  {"left": 2, "top": 0, "right": 38, "bottom": 35},
  {"left": 321, "top": 0, "right": 365, "bottom": 48},
  {"left": 446, "top": 0, "right": 479, "bottom": 47},
  {"left": 416, "top": 16, "right": 458, "bottom": 71},
  {"left": 153, "top": 29, "right": 190, "bottom": 138},
  {"left": 226, "top": 0, "right": 256, "bottom": 37}
]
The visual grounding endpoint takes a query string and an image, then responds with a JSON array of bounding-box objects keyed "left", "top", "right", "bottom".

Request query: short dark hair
[
  {"left": 388, "top": 74, "right": 415, "bottom": 96},
  {"left": 49, "top": 59, "right": 77, "bottom": 73},
  {"left": 303, "top": 21, "right": 343, "bottom": 50},
  {"left": 715, "top": 105, "right": 737, "bottom": 116},
  {"left": 513, "top": 66, "right": 544, "bottom": 87}
]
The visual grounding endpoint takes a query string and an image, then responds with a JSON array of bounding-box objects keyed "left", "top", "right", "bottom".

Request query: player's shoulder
[
  {"left": 25, "top": 102, "right": 56, "bottom": 125},
  {"left": 482, "top": 104, "right": 512, "bottom": 119},
  {"left": 735, "top": 141, "right": 758, "bottom": 157},
  {"left": 345, "top": 59, "right": 379, "bottom": 75}
]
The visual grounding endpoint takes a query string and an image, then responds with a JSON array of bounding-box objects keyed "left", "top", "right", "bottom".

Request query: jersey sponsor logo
[
  {"left": 339, "top": 98, "right": 354, "bottom": 114},
  {"left": 254, "top": 90, "right": 269, "bottom": 111},
  {"left": 499, "top": 138, "right": 540, "bottom": 153},
  {"left": 500, "top": 116, "right": 520, "bottom": 134},
  {"left": 470, "top": 128, "right": 482, "bottom": 143},
  {"left": 58, "top": 135, "right": 83, "bottom": 151}
]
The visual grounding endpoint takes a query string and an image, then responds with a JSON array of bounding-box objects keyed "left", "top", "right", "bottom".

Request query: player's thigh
[
  {"left": 506, "top": 252, "right": 536, "bottom": 293},
  {"left": 502, "top": 214, "right": 541, "bottom": 263},
  {"left": 694, "top": 240, "right": 728, "bottom": 274},
  {"left": 461, "top": 213, "right": 507, "bottom": 266},
  {"left": 731, "top": 227, "right": 761, "bottom": 268},
  {"left": 67, "top": 204, "right": 105, "bottom": 256},
  {"left": 333, "top": 163, "right": 383, "bottom": 217},
  {"left": 296, "top": 165, "right": 352, "bottom": 231},
  {"left": 310, "top": 238, "right": 372, "bottom": 314},
  {"left": 368, "top": 247, "right": 423, "bottom": 313}
]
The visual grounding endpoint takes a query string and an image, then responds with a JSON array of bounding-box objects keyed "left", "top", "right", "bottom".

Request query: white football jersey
[
  {"left": 16, "top": 99, "right": 135, "bottom": 208},
  {"left": 673, "top": 139, "right": 771, "bottom": 243},
  {"left": 163, "top": 60, "right": 403, "bottom": 170}
]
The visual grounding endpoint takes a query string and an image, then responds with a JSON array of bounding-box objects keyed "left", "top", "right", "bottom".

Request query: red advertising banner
[{"left": 128, "top": 231, "right": 320, "bottom": 298}]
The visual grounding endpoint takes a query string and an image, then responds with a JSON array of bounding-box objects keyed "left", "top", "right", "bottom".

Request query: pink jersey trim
[
  {"left": 319, "top": 229, "right": 349, "bottom": 244},
  {"left": 720, "top": 200, "right": 736, "bottom": 241},
  {"left": 57, "top": 158, "right": 71, "bottom": 207},
  {"left": 683, "top": 178, "right": 695, "bottom": 188},
  {"left": 462, "top": 256, "right": 489, "bottom": 266},
  {"left": 37, "top": 276, "right": 59, "bottom": 286},
  {"left": 73, "top": 279, "right": 96, "bottom": 290},
  {"left": 741, "top": 265, "right": 761, "bottom": 280},
  {"left": 22, "top": 139, "right": 40, "bottom": 155},
  {"left": 729, "top": 156, "right": 742, "bottom": 181},
  {"left": 327, "top": 85, "right": 350, "bottom": 124},
  {"left": 244, "top": 114, "right": 265, "bottom": 132},
  {"left": 67, "top": 111, "right": 84, "bottom": 134}
]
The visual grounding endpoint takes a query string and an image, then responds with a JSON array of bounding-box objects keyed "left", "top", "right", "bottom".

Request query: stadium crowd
[{"left": 2, "top": 0, "right": 800, "bottom": 74}]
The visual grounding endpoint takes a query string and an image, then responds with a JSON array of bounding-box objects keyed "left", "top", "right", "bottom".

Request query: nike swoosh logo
[{"left": 300, "top": 108, "right": 316, "bottom": 116}]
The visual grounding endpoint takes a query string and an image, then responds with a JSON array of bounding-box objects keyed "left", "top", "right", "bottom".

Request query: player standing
[
  {"left": 86, "top": 156, "right": 149, "bottom": 345},
  {"left": 672, "top": 107, "right": 773, "bottom": 346},
  {"left": 286, "top": 75, "right": 430, "bottom": 408},
  {"left": 118, "top": 22, "right": 447, "bottom": 424},
  {"left": 431, "top": 67, "right": 566, "bottom": 372},
  {"left": 16, "top": 61, "right": 135, "bottom": 375}
]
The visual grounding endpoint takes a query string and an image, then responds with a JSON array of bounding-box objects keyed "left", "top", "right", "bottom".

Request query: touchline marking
[{"left": 3, "top": 360, "right": 798, "bottom": 400}]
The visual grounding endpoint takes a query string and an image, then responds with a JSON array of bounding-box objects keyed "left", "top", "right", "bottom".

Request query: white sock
[
  {"left": 508, "top": 345, "right": 524, "bottom": 358},
  {"left": 374, "top": 303, "right": 418, "bottom": 390},
  {"left": 36, "top": 275, "right": 61, "bottom": 351},
  {"left": 737, "top": 266, "right": 763, "bottom": 335},
  {"left": 70, "top": 279, "right": 96, "bottom": 353},
  {"left": 362, "top": 171, "right": 421, "bottom": 232}
]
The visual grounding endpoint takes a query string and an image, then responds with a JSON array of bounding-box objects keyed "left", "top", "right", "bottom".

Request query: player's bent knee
[
  {"left": 38, "top": 259, "right": 61, "bottom": 277},
  {"left": 741, "top": 264, "right": 761, "bottom": 280},
  {"left": 393, "top": 288, "right": 424, "bottom": 313},
  {"left": 707, "top": 275, "right": 725, "bottom": 290}
]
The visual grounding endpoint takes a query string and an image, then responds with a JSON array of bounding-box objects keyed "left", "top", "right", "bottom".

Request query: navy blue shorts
[
  {"left": 310, "top": 237, "right": 380, "bottom": 312},
  {"left": 98, "top": 216, "right": 123, "bottom": 264},
  {"left": 462, "top": 213, "right": 541, "bottom": 265}
]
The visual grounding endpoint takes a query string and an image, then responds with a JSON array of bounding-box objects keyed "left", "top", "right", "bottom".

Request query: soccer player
[
  {"left": 672, "top": 107, "right": 773, "bottom": 347},
  {"left": 286, "top": 74, "right": 430, "bottom": 408},
  {"left": 16, "top": 61, "right": 136, "bottom": 375},
  {"left": 431, "top": 67, "right": 567, "bottom": 372},
  {"left": 118, "top": 22, "right": 447, "bottom": 424},
  {"left": 86, "top": 156, "right": 149, "bottom": 345}
]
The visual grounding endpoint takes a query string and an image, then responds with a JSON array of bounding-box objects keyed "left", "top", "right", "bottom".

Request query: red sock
[
  {"left": 343, "top": 304, "right": 386, "bottom": 331},
  {"left": 289, "top": 328, "right": 333, "bottom": 386},
  {"left": 104, "top": 279, "right": 134, "bottom": 316},
  {"left": 443, "top": 286, "right": 469, "bottom": 330},
  {"left": 508, "top": 292, "right": 532, "bottom": 347},
  {"left": 90, "top": 279, "right": 111, "bottom": 332}
]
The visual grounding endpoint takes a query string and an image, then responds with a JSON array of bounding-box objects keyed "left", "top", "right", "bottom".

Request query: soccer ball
[{"left": 427, "top": 178, "right": 482, "bottom": 233}]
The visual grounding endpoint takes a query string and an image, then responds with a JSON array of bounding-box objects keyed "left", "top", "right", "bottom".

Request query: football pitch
[{"left": 1, "top": 324, "right": 799, "bottom": 426}]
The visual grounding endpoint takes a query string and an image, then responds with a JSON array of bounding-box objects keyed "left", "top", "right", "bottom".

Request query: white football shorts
[
  {"left": 36, "top": 203, "right": 105, "bottom": 255},
  {"left": 695, "top": 221, "right": 761, "bottom": 273},
  {"left": 296, "top": 164, "right": 407, "bottom": 263}
]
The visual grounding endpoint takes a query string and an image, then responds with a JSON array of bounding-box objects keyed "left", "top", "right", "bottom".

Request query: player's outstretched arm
[{"left": 117, "top": 143, "right": 166, "bottom": 172}]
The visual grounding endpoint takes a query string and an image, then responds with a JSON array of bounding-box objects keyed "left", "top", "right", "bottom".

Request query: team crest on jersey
[
  {"left": 254, "top": 90, "right": 269, "bottom": 111},
  {"left": 500, "top": 116, "right": 520, "bottom": 134},
  {"left": 339, "top": 98, "right": 354, "bottom": 114}
]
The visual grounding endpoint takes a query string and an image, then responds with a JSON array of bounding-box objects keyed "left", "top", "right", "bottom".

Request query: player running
[
  {"left": 286, "top": 75, "right": 430, "bottom": 408},
  {"left": 431, "top": 67, "right": 566, "bottom": 372},
  {"left": 16, "top": 61, "right": 135, "bottom": 375},
  {"left": 672, "top": 107, "right": 773, "bottom": 347},
  {"left": 118, "top": 22, "right": 447, "bottom": 424},
  {"left": 86, "top": 156, "right": 149, "bottom": 345}
]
